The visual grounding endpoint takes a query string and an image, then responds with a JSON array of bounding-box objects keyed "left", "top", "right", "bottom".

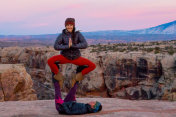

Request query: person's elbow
[
  {"left": 54, "top": 44, "right": 60, "bottom": 50},
  {"left": 78, "top": 43, "right": 87, "bottom": 49},
  {"left": 54, "top": 44, "right": 57, "bottom": 50},
  {"left": 82, "top": 42, "right": 88, "bottom": 49}
]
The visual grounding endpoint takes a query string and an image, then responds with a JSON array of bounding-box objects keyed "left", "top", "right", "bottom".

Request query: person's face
[
  {"left": 66, "top": 24, "right": 74, "bottom": 33},
  {"left": 88, "top": 101, "right": 96, "bottom": 109}
]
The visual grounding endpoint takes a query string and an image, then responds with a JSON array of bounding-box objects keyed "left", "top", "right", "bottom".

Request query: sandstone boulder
[{"left": 0, "top": 64, "right": 37, "bottom": 101}]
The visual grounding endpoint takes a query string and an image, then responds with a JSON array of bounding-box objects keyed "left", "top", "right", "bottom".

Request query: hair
[
  {"left": 71, "top": 27, "right": 76, "bottom": 44},
  {"left": 71, "top": 27, "right": 81, "bottom": 44}
]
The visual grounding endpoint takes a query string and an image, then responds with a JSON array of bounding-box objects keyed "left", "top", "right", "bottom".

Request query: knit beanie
[{"left": 65, "top": 18, "right": 75, "bottom": 27}]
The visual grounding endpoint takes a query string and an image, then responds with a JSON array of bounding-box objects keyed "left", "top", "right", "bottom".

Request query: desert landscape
[
  {"left": 0, "top": 40, "right": 176, "bottom": 116},
  {"left": 0, "top": 40, "right": 176, "bottom": 101},
  {"left": 1, "top": 0, "right": 176, "bottom": 116}
]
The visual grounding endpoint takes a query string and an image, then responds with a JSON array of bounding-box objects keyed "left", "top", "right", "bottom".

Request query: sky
[{"left": 0, "top": 0, "right": 176, "bottom": 35}]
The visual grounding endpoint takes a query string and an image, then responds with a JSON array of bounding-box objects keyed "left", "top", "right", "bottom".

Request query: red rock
[
  {"left": 0, "top": 98, "right": 176, "bottom": 117},
  {"left": 0, "top": 64, "right": 37, "bottom": 101}
]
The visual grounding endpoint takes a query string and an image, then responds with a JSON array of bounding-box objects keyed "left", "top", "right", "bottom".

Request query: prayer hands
[{"left": 69, "top": 37, "right": 72, "bottom": 48}]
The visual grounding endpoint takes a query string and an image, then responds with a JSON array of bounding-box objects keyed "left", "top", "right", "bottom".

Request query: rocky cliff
[
  {"left": 0, "top": 64, "right": 37, "bottom": 101},
  {"left": 0, "top": 46, "right": 176, "bottom": 101}
]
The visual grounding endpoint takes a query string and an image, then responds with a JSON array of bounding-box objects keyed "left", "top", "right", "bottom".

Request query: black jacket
[
  {"left": 58, "top": 101, "right": 94, "bottom": 115},
  {"left": 54, "top": 29, "right": 88, "bottom": 60}
]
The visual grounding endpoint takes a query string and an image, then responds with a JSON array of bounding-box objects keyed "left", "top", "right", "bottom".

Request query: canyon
[{"left": 0, "top": 44, "right": 176, "bottom": 101}]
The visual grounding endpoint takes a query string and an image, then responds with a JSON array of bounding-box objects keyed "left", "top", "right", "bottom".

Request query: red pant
[{"left": 47, "top": 54, "right": 96, "bottom": 75}]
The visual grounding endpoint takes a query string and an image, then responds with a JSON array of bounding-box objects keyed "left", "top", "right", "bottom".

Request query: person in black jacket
[
  {"left": 52, "top": 77, "right": 102, "bottom": 115},
  {"left": 58, "top": 100, "right": 102, "bottom": 115},
  {"left": 47, "top": 17, "right": 96, "bottom": 89},
  {"left": 51, "top": 64, "right": 102, "bottom": 115}
]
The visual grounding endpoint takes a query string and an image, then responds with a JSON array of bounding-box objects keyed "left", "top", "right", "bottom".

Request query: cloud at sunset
[{"left": 0, "top": 0, "right": 176, "bottom": 35}]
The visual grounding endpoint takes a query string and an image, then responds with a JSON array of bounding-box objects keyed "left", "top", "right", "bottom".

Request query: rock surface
[
  {"left": 0, "top": 98, "right": 176, "bottom": 117},
  {"left": 0, "top": 46, "right": 176, "bottom": 101},
  {"left": 0, "top": 64, "right": 37, "bottom": 101}
]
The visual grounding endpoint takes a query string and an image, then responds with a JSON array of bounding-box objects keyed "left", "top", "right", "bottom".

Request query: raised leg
[
  {"left": 52, "top": 71, "right": 64, "bottom": 110},
  {"left": 64, "top": 82, "right": 78, "bottom": 102},
  {"left": 64, "top": 65, "right": 88, "bottom": 102},
  {"left": 47, "top": 54, "right": 69, "bottom": 74},
  {"left": 70, "top": 56, "right": 96, "bottom": 76}
]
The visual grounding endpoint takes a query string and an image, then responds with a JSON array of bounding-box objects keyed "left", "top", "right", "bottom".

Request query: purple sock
[{"left": 64, "top": 82, "right": 78, "bottom": 102}]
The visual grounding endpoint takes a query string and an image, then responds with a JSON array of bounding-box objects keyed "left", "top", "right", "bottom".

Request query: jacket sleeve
[
  {"left": 54, "top": 34, "right": 70, "bottom": 50},
  {"left": 60, "top": 102, "right": 88, "bottom": 115},
  {"left": 71, "top": 32, "right": 88, "bottom": 49},
  {"left": 61, "top": 102, "right": 79, "bottom": 115}
]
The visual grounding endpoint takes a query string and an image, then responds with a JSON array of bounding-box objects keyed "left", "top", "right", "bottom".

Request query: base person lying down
[
  {"left": 53, "top": 77, "right": 102, "bottom": 115},
  {"left": 58, "top": 100, "right": 102, "bottom": 115}
]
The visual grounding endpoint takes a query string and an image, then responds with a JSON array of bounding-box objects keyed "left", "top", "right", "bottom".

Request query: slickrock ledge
[{"left": 0, "top": 98, "right": 176, "bottom": 117}]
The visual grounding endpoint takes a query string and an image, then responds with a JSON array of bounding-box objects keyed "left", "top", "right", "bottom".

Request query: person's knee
[
  {"left": 90, "top": 63, "right": 96, "bottom": 70},
  {"left": 47, "top": 58, "right": 53, "bottom": 65},
  {"left": 93, "top": 63, "right": 96, "bottom": 70}
]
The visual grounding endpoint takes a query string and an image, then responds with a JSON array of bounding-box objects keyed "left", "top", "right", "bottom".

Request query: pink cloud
[
  {"left": 62, "top": 3, "right": 84, "bottom": 10},
  {"left": 1, "top": 0, "right": 176, "bottom": 34},
  {"left": 21, "top": 23, "right": 49, "bottom": 28},
  {"left": 136, "top": 8, "right": 176, "bottom": 17}
]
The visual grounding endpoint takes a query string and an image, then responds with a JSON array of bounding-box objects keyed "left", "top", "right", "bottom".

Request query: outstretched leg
[
  {"left": 70, "top": 56, "right": 96, "bottom": 76},
  {"left": 64, "top": 82, "right": 78, "bottom": 102},
  {"left": 64, "top": 65, "right": 88, "bottom": 102},
  {"left": 70, "top": 57, "right": 95, "bottom": 88},
  {"left": 54, "top": 82, "right": 64, "bottom": 110},
  {"left": 52, "top": 72, "right": 64, "bottom": 110},
  {"left": 47, "top": 54, "right": 69, "bottom": 74}
]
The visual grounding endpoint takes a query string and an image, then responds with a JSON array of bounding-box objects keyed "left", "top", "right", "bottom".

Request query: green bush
[
  {"left": 168, "top": 49, "right": 175, "bottom": 55},
  {"left": 146, "top": 48, "right": 154, "bottom": 52}
]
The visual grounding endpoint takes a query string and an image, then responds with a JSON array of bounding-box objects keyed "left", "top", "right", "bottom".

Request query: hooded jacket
[
  {"left": 54, "top": 29, "right": 88, "bottom": 60},
  {"left": 58, "top": 101, "right": 94, "bottom": 115}
]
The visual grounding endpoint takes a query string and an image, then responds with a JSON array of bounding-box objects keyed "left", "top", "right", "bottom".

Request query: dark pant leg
[
  {"left": 52, "top": 70, "right": 64, "bottom": 110},
  {"left": 64, "top": 82, "right": 78, "bottom": 102},
  {"left": 64, "top": 65, "right": 88, "bottom": 102}
]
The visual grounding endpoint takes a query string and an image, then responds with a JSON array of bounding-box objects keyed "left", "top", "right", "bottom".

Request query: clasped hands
[{"left": 69, "top": 37, "right": 73, "bottom": 48}]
